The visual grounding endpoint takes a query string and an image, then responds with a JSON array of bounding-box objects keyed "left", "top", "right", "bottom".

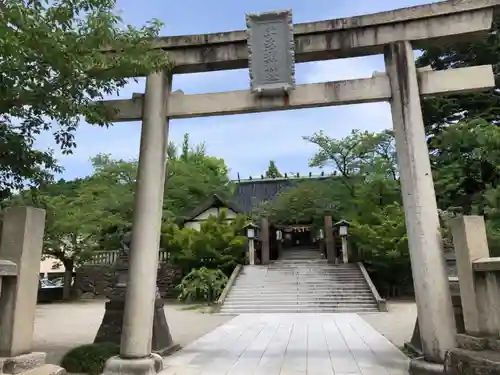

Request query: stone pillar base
[
  {"left": 101, "top": 354, "right": 163, "bottom": 375},
  {"left": 95, "top": 298, "right": 177, "bottom": 355},
  {"left": 443, "top": 334, "right": 500, "bottom": 375},
  {"left": 1, "top": 352, "right": 46, "bottom": 374},
  {"left": 410, "top": 357, "right": 444, "bottom": 375}
]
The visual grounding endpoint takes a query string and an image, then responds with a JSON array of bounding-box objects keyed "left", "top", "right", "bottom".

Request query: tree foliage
[
  {"left": 349, "top": 203, "right": 411, "bottom": 296},
  {"left": 415, "top": 13, "right": 500, "bottom": 257},
  {"left": 78, "top": 134, "right": 232, "bottom": 249},
  {"left": 0, "top": 0, "right": 170, "bottom": 199},
  {"left": 255, "top": 179, "right": 350, "bottom": 227},
  {"left": 304, "top": 129, "right": 398, "bottom": 197},
  {"left": 176, "top": 267, "right": 228, "bottom": 303},
  {"left": 161, "top": 211, "right": 248, "bottom": 276},
  {"left": 16, "top": 176, "right": 125, "bottom": 298},
  {"left": 430, "top": 118, "right": 500, "bottom": 213},
  {"left": 265, "top": 160, "right": 282, "bottom": 178},
  {"left": 417, "top": 14, "right": 500, "bottom": 135}
]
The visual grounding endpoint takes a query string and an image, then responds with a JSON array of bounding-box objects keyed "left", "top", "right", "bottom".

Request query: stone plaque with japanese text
[{"left": 246, "top": 10, "right": 295, "bottom": 96}]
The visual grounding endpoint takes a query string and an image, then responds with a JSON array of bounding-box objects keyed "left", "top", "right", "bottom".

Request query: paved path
[{"left": 160, "top": 314, "right": 410, "bottom": 375}]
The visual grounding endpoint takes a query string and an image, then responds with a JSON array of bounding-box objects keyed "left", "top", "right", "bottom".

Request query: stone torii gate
[{"left": 98, "top": 1, "right": 500, "bottom": 375}]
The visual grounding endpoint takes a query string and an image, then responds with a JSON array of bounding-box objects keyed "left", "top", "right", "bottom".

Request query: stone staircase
[{"left": 219, "top": 249, "right": 380, "bottom": 314}]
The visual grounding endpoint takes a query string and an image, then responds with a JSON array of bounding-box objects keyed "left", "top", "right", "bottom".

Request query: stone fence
[
  {"left": 74, "top": 262, "right": 182, "bottom": 299},
  {"left": 75, "top": 250, "right": 179, "bottom": 299},
  {"left": 444, "top": 216, "right": 500, "bottom": 375}
]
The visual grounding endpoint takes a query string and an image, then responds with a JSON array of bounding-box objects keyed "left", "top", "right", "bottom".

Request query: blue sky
[{"left": 36, "top": 0, "right": 440, "bottom": 180}]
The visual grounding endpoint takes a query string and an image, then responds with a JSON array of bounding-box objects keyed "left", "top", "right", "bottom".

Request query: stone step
[
  {"left": 242, "top": 268, "right": 360, "bottom": 271},
  {"left": 229, "top": 286, "right": 373, "bottom": 291},
  {"left": 266, "top": 266, "right": 357, "bottom": 268},
  {"left": 221, "top": 260, "right": 379, "bottom": 314},
  {"left": 271, "top": 262, "right": 356, "bottom": 266},
  {"left": 262, "top": 270, "right": 362, "bottom": 274},
  {"left": 228, "top": 291, "right": 372, "bottom": 296},
  {"left": 231, "top": 285, "right": 371, "bottom": 294},
  {"left": 232, "top": 287, "right": 371, "bottom": 292},
  {"left": 241, "top": 275, "right": 364, "bottom": 279},
  {"left": 234, "top": 278, "right": 368, "bottom": 283},
  {"left": 239, "top": 270, "right": 363, "bottom": 274},
  {"left": 226, "top": 295, "right": 376, "bottom": 301},
  {"left": 228, "top": 293, "right": 374, "bottom": 298},
  {"left": 238, "top": 273, "right": 364, "bottom": 281},
  {"left": 238, "top": 271, "right": 364, "bottom": 274},
  {"left": 227, "top": 296, "right": 373, "bottom": 301},
  {"left": 223, "top": 300, "right": 376, "bottom": 306},
  {"left": 218, "top": 306, "right": 380, "bottom": 314},
  {"left": 233, "top": 285, "right": 371, "bottom": 294},
  {"left": 231, "top": 284, "right": 371, "bottom": 290},
  {"left": 235, "top": 279, "right": 367, "bottom": 284}
]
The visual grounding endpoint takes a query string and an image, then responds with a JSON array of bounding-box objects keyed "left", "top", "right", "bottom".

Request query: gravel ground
[
  {"left": 32, "top": 300, "right": 233, "bottom": 365},
  {"left": 362, "top": 299, "right": 417, "bottom": 348}
]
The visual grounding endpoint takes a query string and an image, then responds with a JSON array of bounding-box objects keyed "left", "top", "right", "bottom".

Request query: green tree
[
  {"left": 350, "top": 203, "right": 411, "bottom": 297},
  {"left": 255, "top": 179, "right": 350, "bottom": 227},
  {"left": 162, "top": 212, "right": 248, "bottom": 276},
  {"left": 430, "top": 119, "right": 500, "bottom": 214},
  {"left": 416, "top": 14, "right": 500, "bottom": 136},
  {"left": 304, "top": 129, "right": 398, "bottom": 198},
  {"left": 429, "top": 119, "right": 500, "bottom": 257},
  {"left": 0, "top": 0, "right": 169, "bottom": 199},
  {"left": 265, "top": 160, "right": 282, "bottom": 178},
  {"left": 19, "top": 178, "right": 125, "bottom": 299},
  {"left": 75, "top": 147, "right": 232, "bottom": 248},
  {"left": 84, "top": 155, "right": 138, "bottom": 249}
]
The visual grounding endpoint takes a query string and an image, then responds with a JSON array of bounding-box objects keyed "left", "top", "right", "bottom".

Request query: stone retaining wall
[{"left": 74, "top": 263, "right": 183, "bottom": 299}]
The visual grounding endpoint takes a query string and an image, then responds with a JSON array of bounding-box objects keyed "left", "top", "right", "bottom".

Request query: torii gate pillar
[{"left": 385, "top": 41, "right": 456, "bottom": 372}]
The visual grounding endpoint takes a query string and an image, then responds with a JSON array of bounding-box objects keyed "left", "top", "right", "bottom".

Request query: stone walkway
[{"left": 160, "top": 313, "right": 410, "bottom": 375}]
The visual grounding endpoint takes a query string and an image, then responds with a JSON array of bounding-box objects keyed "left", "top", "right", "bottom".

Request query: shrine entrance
[
  {"left": 99, "top": 2, "right": 499, "bottom": 375},
  {"left": 280, "top": 225, "right": 314, "bottom": 249}
]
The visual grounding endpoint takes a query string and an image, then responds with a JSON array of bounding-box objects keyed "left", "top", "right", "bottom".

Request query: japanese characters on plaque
[{"left": 246, "top": 10, "right": 296, "bottom": 97}]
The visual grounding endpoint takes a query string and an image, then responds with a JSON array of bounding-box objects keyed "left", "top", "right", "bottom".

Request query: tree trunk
[{"left": 62, "top": 260, "right": 74, "bottom": 300}]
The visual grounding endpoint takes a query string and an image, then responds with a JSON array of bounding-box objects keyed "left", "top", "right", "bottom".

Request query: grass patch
[
  {"left": 61, "top": 342, "right": 119, "bottom": 375},
  {"left": 400, "top": 345, "right": 420, "bottom": 359}
]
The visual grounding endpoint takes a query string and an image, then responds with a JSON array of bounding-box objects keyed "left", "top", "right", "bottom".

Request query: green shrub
[
  {"left": 350, "top": 203, "right": 413, "bottom": 297},
  {"left": 161, "top": 212, "right": 248, "bottom": 275},
  {"left": 177, "top": 267, "right": 228, "bottom": 303},
  {"left": 61, "top": 343, "right": 120, "bottom": 375}
]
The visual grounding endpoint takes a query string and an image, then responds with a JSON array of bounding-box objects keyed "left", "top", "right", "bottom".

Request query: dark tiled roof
[{"left": 232, "top": 176, "right": 332, "bottom": 214}]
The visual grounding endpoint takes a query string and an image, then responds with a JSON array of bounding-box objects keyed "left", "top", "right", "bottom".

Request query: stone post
[
  {"left": 324, "top": 216, "right": 334, "bottom": 263},
  {"left": 276, "top": 234, "right": 282, "bottom": 260},
  {"left": 260, "top": 217, "right": 270, "bottom": 265},
  {"left": 249, "top": 240, "right": 256, "bottom": 265},
  {"left": 0, "top": 207, "right": 46, "bottom": 358},
  {"left": 450, "top": 216, "right": 500, "bottom": 337},
  {"left": 102, "top": 70, "right": 171, "bottom": 375},
  {"left": 385, "top": 41, "right": 456, "bottom": 370},
  {"left": 341, "top": 236, "right": 349, "bottom": 264}
]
